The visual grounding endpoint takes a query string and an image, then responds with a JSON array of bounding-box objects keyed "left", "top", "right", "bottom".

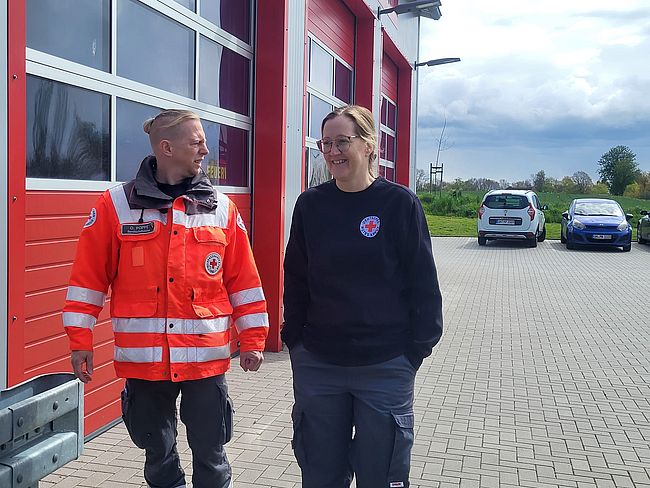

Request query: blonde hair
[
  {"left": 143, "top": 109, "right": 200, "bottom": 144},
  {"left": 321, "top": 105, "right": 378, "bottom": 176}
]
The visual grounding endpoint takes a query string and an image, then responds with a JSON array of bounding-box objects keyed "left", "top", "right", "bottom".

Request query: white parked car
[{"left": 477, "top": 189, "right": 547, "bottom": 247}]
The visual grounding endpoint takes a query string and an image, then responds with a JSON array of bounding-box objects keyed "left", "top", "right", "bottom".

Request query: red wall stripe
[
  {"left": 307, "top": 0, "right": 355, "bottom": 66},
  {"left": 252, "top": 0, "right": 288, "bottom": 352}
]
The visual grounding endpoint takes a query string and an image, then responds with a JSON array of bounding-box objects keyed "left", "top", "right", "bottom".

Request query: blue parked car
[{"left": 560, "top": 198, "right": 633, "bottom": 252}]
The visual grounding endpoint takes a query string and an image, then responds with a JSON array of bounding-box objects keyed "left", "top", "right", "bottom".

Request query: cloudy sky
[{"left": 416, "top": 0, "right": 650, "bottom": 184}]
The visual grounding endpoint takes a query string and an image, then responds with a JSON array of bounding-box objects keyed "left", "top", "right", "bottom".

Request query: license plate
[
  {"left": 592, "top": 234, "right": 612, "bottom": 240},
  {"left": 495, "top": 219, "right": 516, "bottom": 225}
]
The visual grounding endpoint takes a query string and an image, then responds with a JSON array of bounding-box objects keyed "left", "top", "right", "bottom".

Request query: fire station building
[{"left": 1, "top": 0, "right": 440, "bottom": 436}]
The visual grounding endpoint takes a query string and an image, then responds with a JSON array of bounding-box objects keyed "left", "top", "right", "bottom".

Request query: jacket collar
[{"left": 128, "top": 156, "right": 216, "bottom": 209}]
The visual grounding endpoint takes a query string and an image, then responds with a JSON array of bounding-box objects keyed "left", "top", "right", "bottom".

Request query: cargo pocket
[
  {"left": 387, "top": 412, "right": 414, "bottom": 487},
  {"left": 218, "top": 384, "right": 235, "bottom": 445},
  {"left": 121, "top": 383, "right": 145, "bottom": 449},
  {"left": 291, "top": 405, "right": 308, "bottom": 468}
]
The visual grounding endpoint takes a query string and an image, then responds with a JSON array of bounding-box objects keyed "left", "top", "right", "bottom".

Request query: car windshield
[
  {"left": 574, "top": 202, "right": 623, "bottom": 217},
  {"left": 484, "top": 194, "right": 529, "bottom": 209}
]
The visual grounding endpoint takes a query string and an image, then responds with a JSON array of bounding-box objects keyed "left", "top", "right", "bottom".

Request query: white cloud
[{"left": 415, "top": 0, "right": 650, "bottom": 180}]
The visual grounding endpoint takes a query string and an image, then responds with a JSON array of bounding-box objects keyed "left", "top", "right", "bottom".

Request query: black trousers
[{"left": 121, "top": 375, "right": 234, "bottom": 488}]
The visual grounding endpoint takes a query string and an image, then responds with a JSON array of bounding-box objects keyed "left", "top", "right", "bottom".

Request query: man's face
[{"left": 168, "top": 119, "right": 209, "bottom": 179}]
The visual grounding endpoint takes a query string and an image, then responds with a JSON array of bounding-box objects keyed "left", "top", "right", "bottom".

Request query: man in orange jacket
[{"left": 63, "top": 109, "right": 268, "bottom": 488}]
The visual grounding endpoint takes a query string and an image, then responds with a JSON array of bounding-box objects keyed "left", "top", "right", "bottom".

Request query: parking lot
[{"left": 42, "top": 237, "right": 650, "bottom": 487}]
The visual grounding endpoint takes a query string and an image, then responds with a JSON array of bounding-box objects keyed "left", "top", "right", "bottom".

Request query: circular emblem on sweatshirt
[
  {"left": 205, "top": 252, "right": 222, "bottom": 275},
  {"left": 360, "top": 216, "right": 381, "bottom": 238},
  {"left": 83, "top": 208, "right": 97, "bottom": 228}
]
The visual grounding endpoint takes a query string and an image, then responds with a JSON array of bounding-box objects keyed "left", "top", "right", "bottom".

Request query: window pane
[
  {"left": 334, "top": 61, "right": 352, "bottom": 104},
  {"left": 118, "top": 0, "right": 195, "bottom": 98},
  {"left": 199, "top": 36, "right": 250, "bottom": 115},
  {"left": 26, "top": 75, "right": 110, "bottom": 180},
  {"left": 309, "top": 41, "right": 333, "bottom": 95},
  {"left": 309, "top": 95, "right": 333, "bottom": 139},
  {"left": 380, "top": 131, "right": 387, "bottom": 161},
  {"left": 116, "top": 99, "right": 161, "bottom": 182},
  {"left": 26, "top": 0, "right": 110, "bottom": 71},
  {"left": 200, "top": 0, "right": 251, "bottom": 44},
  {"left": 378, "top": 164, "right": 386, "bottom": 178},
  {"left": 387, "top": 101, "right": 397, "bottom": 130},
  {"left": 172, "top": 0, "right": 196, "bottom": 11},
  {"left": 202, "top": 121, "right": 249, "bottom": 187},
  {"left": 386, "top": 133, "right": 396, "bottom": 162},
  {"left": 385, "top": 166, "right": 395, "bottom": 182},
  {"left": 307, "top": 147, "right": 330, "bottom": 188},
  {"left": 381, "top": 98, "right": 388, "bottom": 125}
]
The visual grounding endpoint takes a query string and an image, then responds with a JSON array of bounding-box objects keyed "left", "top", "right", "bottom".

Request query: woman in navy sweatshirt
[{"left": 282, "top": 105, "right": 443, "bottom": 488}]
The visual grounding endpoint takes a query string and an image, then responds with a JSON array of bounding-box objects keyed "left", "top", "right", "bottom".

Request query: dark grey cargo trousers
[
  {"left": 289, "top": 344, "right": 416, "bottom": 488},
  {"left": 120, "top": 375, "right": 234, "bottom": 488}
]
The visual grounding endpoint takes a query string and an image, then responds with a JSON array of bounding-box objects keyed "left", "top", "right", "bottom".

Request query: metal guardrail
[{"left": 0, "top": 373, "right": 83, "bottom": 488}]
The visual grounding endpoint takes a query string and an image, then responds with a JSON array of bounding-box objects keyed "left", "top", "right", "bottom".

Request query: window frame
[
  {"left": 379, "top": 95, "right": 397, "bottom": 179},
  {"left": 305, "top": 34, "right": 355, "bottom": 189},
  {"left": 25, "top": 0, "right": 254, "bottom": 193}
]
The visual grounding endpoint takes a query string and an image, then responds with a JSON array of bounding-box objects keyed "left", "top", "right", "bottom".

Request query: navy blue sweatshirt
[{"left": 281, "top": 177, "right": 443, "bottom": 369}]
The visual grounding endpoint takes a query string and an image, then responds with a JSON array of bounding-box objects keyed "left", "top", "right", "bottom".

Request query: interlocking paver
[{"left": 40, "top": 237, "right": 650, "bottom": 487}]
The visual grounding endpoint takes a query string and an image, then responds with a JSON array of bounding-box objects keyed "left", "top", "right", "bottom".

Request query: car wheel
[
  {"left": 623, "top": 241, "right": 632, "bottom": 252},
  {"left": 527, "top": 236, "right": 537, "bottom": 248},
  {"left": 537, "top": 225, "right": 546, "bottom": 242},
  {"left": 560, "top": 229, "right": 566, "bottom": 244},
  {"left": 566, "top": 236, "right": 575, "bottom": 250},
  {"left": 478, "top": 236, "right": 487, "bottom": 246},
  {"left": 638, "top": 226, "right": 645, "bottom": 244}
]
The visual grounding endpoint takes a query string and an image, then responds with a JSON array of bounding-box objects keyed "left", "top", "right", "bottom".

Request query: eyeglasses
[{"left": 317, "top": 135, "right": 360, "bottom": 154}]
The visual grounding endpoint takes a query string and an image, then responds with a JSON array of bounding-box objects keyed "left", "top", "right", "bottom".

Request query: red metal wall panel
[
  {"left": 307, "top": 0, "right": 355, "bottom": 66},
  {"left": 381, "top": 53, "right": 399, "bottom": 102}
]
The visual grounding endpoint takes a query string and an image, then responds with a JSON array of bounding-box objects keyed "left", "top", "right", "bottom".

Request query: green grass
[{"left": 426, "top": 215, "right": 637, "bottom": 240}]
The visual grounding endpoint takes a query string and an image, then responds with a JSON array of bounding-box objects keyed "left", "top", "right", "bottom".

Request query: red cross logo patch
[
  {"left": 204, "top": 252, "right": 222, "bottom": 276},
  {"left": 360, "top": 216, "right": 380, "bottom": 238}
]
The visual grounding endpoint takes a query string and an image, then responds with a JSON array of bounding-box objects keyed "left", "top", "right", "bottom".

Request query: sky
[{"left": 416, "top": 0, "right": 650, "bottom": 184}]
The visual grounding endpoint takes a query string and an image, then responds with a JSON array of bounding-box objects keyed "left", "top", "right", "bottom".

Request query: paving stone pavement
[{"left": 41, "top": 237, "right": 650, "bottom": 487}]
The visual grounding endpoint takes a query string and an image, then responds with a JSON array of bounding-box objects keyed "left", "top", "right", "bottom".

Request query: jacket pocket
[
  {"left": 112, "top": 285, "right": 159, "bottom": 317},
  {"left": 388, "top": 412, "right": 414, "bottom": 487},
  {"left": 217, "top": 383, "right": 235, "bottom": 445},
  {"left": 191, "top": 290, "right": 233, "bottom": 319},
  {"left": 193, "top": 226, "right": 227, "bottom": 245}
]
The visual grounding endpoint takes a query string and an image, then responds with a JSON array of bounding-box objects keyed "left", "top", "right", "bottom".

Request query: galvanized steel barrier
[{"left": 0, "top": 373, "right": 83, "bottom": 488}]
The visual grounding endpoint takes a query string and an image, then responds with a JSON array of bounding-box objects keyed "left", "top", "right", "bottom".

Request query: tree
[
  {"left": 624, "top": 182, "right": 640, "bottom": 198},
  {"left": 510, "top": 179, "right": 532, "bottom": 189},
  {"left": 499, "top": 179, "right": 511, "bottom": 189},
  {"left": 532, "top": 170, "right": 546, "bottom": 192},
  {"left": 415, "top": 169, "right": 428, "bottom": 192},
  {"left": 571, "top": 171, "right": 593, "bottom": 194},
  {"left": 597, "top": 146, "right": 639, "bottom": 195},
  {"left": 560, "top": 176, "right": 576, "bottom": 193},
  {"left": 635, "top": 171, "right": 650, "bottom": 199},
  {"left": 591, "top": 182, "right": 609, "bottom": 194}
]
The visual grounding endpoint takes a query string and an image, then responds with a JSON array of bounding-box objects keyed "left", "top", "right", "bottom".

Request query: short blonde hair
[
  {"left": 321, "top": 105, "right": 378, "bottom": 176},
  {"left": 143, "top": 109, "right": 200, "bottom": 144}
]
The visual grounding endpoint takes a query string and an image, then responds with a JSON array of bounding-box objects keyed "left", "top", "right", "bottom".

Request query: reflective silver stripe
[
  {"left": 112, "top": 318, "right": 165, "bottom": 333},
  {"left": 62, "top": 312, "right": 96, "bottom": 329},
  {"left": 66, "top": 286, "right": 106, "bottom": 307},
  {"left": 229, "top": 287, "right": 265, "bottom": 307},
  {"left": 114, "top": 346, "right": 163, "bottom": 363},
  {"left": 235, "top": 312, "right": 269, "bottom": 332},
  {"left": 215, "top": 191, "right": 230, "bottom": 227},
  {"left": 172, "top": 209, "right": 228, "bottom": 229},
  {"left": 112, "top": 317, "right": 230, "bottom": 334},
  {"left": 167, "top": 317, "right": 230, "bottom": 335},
  {"left": 170, "top": 345, "right": 230, "bottom": 363},
  {"left": 108, "top": 185, "right": 167, "bottom": 225}
]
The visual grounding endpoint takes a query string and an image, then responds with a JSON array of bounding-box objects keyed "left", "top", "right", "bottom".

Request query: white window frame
[
  {"left": 379, "top": 94, "right": 397, "bottom": 170},
  {"left": 1, "top": 0, "right": 8, "bottom": 389},
  {"left": 25, "top": 0, "right": 254, "bottom": 194}
]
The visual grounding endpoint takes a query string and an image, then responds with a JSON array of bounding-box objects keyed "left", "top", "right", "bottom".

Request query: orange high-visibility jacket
[{"left": 63, "top": 158, "right": 268, "bottom": 382}]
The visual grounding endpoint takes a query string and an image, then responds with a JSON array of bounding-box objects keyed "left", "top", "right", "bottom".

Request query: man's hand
[
  {"left": 71, "top": 350, "right": 94, "bottom": 383},
  {"left": 240, "top": 350, "right": 264, "bottom": 372}
]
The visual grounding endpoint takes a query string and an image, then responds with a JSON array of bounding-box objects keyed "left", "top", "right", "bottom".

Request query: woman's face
[{"left": 321, "top": 115, "right": 372, "bottom": 187}]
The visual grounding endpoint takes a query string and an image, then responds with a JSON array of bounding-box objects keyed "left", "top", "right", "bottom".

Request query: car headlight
[
  {"left": 617, "top": 221, "right": 630, "bottom": 231},
  {"left": 572, "top": 219, "right": 586, "bottom": 230}
]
